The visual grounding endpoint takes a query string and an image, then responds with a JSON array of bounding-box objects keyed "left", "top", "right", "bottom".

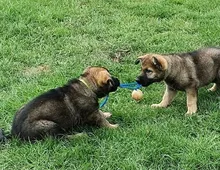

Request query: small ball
[{"left": 131, "top": 89, "right": 143, "bottom": 101}]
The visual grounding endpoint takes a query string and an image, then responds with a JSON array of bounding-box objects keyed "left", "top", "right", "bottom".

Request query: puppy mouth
[
  {"left": 136, "top": 76, "right": 157, "bottom": 87},
  {"left": 109, "top": 77, "right": 120, "bottom": 92},
  {"left": 136, "top": 80, "right": 153, "bottom": 87},
  {"left": 96, "top": 77, "right": 120, "bottom": 98}
]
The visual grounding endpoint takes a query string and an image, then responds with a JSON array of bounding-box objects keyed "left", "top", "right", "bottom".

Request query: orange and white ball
[{"left": 131, "top": 89, "right": 143, "bottom": 101}]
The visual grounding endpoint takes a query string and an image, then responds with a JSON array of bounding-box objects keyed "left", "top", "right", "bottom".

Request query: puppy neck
[
  {"left": 79, "top": 78, "right": 90, "bottom": 89},
  {"left": 162, "top": 55, "right": 173, "bottom": 79}
]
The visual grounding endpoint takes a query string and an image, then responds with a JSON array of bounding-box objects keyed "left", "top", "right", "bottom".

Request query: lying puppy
[
  {"left": 135, "top": 47, "right": 220, "bottom": 115},
  {"left": 11, "top": 66, "right": 120, "bottom": 140}
]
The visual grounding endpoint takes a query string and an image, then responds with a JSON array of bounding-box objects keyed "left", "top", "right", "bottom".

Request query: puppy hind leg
[
  {"left": 209, "top": 70, "right": 220, "bottom": 91},
  {"left": 208, "top": 83, "right": 218, "bottom": 92},
  {"left": 209, "top": 69, "right": 220, "bottom": 92},
  {"left": 36, "top": 120, "right": 65, "bottom": 137},
  {"left": 23, "top": 120, "right": 63, "bottom": 140}
]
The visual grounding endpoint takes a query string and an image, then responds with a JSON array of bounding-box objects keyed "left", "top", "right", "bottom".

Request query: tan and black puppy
[
  {"left": 135, "top": 47, "right": 220, "bottom": 115},
  {"left": 11, "top": 66, "right": 120, "bottom": 140}
]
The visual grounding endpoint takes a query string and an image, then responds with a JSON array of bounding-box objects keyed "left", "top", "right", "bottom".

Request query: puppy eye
[{"left": 145, "top": 69, "right": 153, "bottom": 73}]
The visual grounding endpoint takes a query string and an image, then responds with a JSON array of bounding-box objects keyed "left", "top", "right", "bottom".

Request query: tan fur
[{"left": 81, "top": 67, "right": 111, "bottom": 89}]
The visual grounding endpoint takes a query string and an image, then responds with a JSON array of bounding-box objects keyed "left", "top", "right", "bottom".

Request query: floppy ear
[
  {"left": 107, "top": 79, "right": 114, "bottom": 87},
  {"left": 97, "top": 70, "right": 110, "bottom": 86},
  {"left": 152, "top": 56, "right": 167, "bottom": 71}
]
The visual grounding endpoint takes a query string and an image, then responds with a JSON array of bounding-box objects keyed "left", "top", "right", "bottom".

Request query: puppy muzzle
[
  {"left": 109, "top": 77, "right": 120, "bottom": 92},
  {"left": 96, "top": 77, "right": 120, "bottom": 98},
  {"left": 136, "top": 75, "right": 156, "bottom": 87}
]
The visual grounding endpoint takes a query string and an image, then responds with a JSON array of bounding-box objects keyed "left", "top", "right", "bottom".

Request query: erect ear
[
  {"left": 152, "top": 57, "right": 162, "bottom": 71},
  {"left": 135, "top": 56, "right": 144, "bottom": 64},
  {"left": 152, "top": 56, "right": 167, "bottom": 71}
]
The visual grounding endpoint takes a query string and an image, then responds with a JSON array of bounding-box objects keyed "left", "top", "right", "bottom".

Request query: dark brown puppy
[
  {"left": 135, "top": 47, "right": 220, "bottom": 115},
  {"left": 11, "top": 66, "right": 120, "bottom": 140}
]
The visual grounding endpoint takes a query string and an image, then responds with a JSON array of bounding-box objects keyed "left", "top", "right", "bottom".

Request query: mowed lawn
[{"left": 0, "top": 0, "right": 220, "bottom": 169}]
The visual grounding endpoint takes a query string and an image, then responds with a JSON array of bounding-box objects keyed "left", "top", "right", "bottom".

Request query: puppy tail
[{"left": 0, "top": 128, "right": 11, "bottom": 143}]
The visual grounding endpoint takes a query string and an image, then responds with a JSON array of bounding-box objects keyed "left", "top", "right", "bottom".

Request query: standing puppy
[
  {"left": 11, "top": 66, "right": 120, "bottom": 140},
  {"left": 135, "top": 47, "right": 220, "bottom": 115}
]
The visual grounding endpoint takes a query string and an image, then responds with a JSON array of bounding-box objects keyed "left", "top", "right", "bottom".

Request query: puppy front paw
[
  {"left": 102, "top": 112, "right": 112, "bottom": 118},
  {"left": 185, "top": 111, "right": 195, "bottom": 116},
  {"left": 108, "top": 123, "right": 119, "bottom": 128},
  {"left": 185, "top": 107, "right": 197, "bottom": 116},
  {"left": 151, "top": 103, "right": 167, "bottom": 108}
]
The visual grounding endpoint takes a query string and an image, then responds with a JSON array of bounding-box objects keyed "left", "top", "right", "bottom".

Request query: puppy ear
[
  {"left": 97, "top": 70, "right": 110, "bottom": 86},
  {"left": 152, "top": 57, "right": 162, "bottom": 70},
  {"left": 152, "top": 56, "right": 167, "bottom": 71},
  {"left": 135, "top": 56, "right": 144, "bottom": 64},
  {"left": 135, "top": 59, "right": 140, "bottom": 64},
  {"left": 107, "top": 79, "right": 113, "bottom": 87},
  {"left": 81, "top": 67, "right": 91, "bottom": 77}
]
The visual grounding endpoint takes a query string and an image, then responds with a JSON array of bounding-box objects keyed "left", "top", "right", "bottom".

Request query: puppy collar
[{"left": 79, "top": 78, "right": 90, "bottom": 89}]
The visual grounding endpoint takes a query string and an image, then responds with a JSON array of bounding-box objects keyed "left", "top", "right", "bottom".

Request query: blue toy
[{"left": 99, "top": 82, "right": 142, "bottom": 108}]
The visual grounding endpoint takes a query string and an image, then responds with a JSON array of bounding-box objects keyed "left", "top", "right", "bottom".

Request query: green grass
[{"left": 0, "top": 0, "right": 220, "bottom": 169}]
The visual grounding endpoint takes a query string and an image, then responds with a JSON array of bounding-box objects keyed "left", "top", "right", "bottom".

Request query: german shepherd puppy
[
  {"left": 11, "top": 66, "right": 120, "bottom": 140},
  {"left": 135, "top": 47, "right": 220, "bottom": 115}
]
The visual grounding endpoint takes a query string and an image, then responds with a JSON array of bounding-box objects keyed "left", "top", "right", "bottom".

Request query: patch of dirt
[
  {"left": 23, "top": 65, "right": 50, "bottom": 76},
  {"left": 109, "top": 49, "right": 130, "bottom": 63}
]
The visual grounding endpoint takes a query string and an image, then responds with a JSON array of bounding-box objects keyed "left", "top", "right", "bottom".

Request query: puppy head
[
  {"left": 135, "top": 54, "right": 168, "bottom": 87},
  {"left": 81, "top": 66, "right": 120, "bottom": 98}
]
